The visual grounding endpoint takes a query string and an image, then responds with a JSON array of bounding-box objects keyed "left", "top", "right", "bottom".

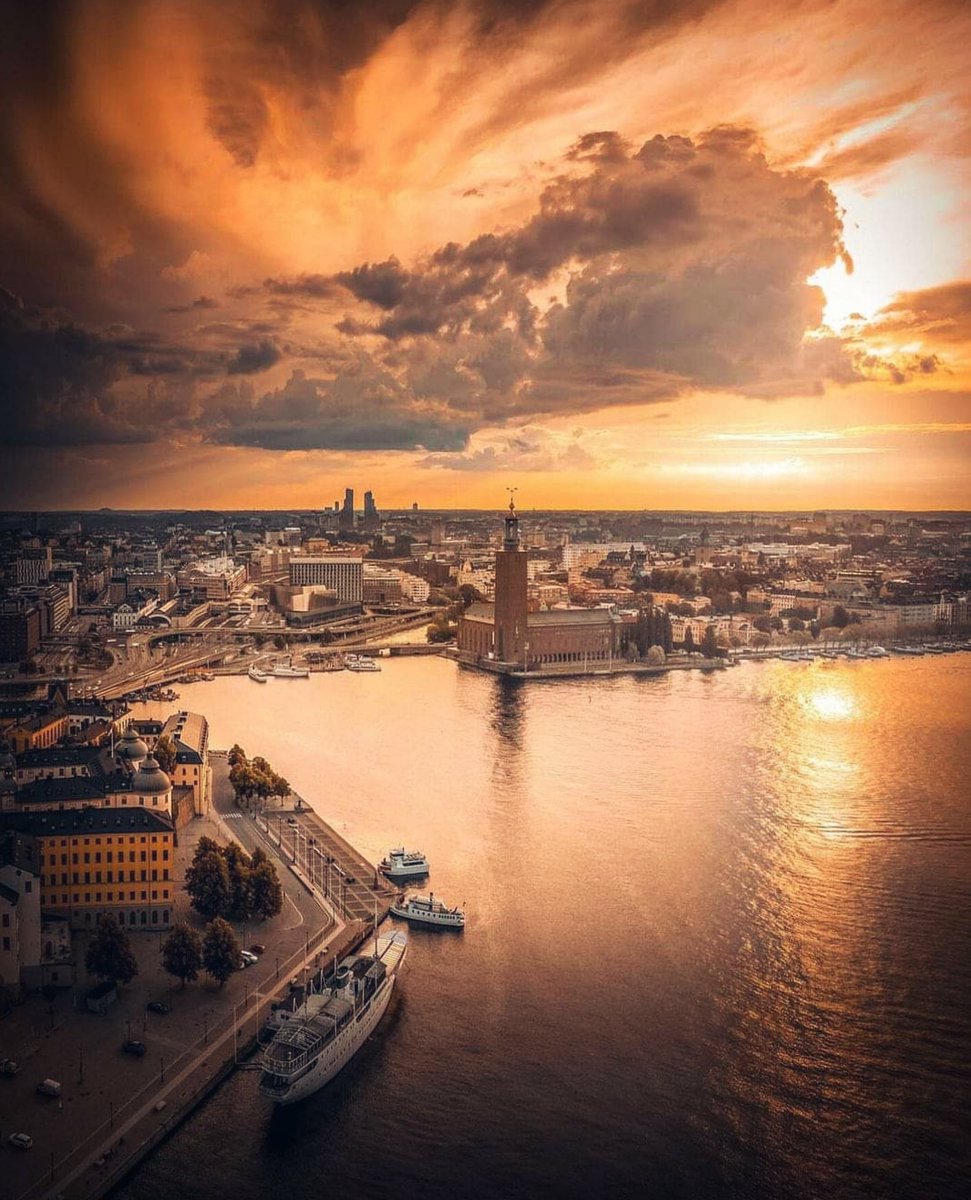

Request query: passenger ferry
[
  {"left": 269, "top": 658, "right": 310, "bottom": 678},
  {"left": 391, "top": 893, "right": 465, "bottom": 928},
  {"left": 345, "top": 654, "right": 381, "bottom": 672},
  {"left": 259, "top": 931, "right": 407, "bottom": 1105},
  {"left": 379, "top": 848, "right": 430, "bottom": 879},
  {"left": 248, "top": 665, "right": 269, "bottom": 683}
]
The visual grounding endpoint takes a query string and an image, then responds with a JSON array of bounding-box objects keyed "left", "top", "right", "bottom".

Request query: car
[
  {"left": 240, "top": 949, "right": 258, "bottom": 964},
  {"left": 8, "top": 1133, "right": 33, "bottom": 1150},
  {"left": 238, "top": 958, "right": 251, "bottom": 969},
  {"left": 146, "top": 1001, "right": 170, "bottom": 1014},
  {"left": 0, "top": 1057, "right": 20, "bottom": 1076},
  {"left": 248, "top": 944, "right": 266, "bottom": 956},
  {"left": 286, "top": 817, "right": 297, "bottom": 825},
  {"left": 122, "top": 1040, "right": 147, "bottom": 1056},
  {"left": 37, "top": 1078, "right": 62, "bottom": 1097}
]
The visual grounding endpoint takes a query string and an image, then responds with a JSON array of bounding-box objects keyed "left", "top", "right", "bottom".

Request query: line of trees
[
  {"left": 185, "top": 836, "right": 284, "bottom": 923},
  {"left": 622, "top": 607, "right": 674, "bottom": 657},
  {"left": 162, "top": 919, "right": 242, "bottom": 989},
  {"left": 227, "top": 745, "right": 291, "bottom": 808}
]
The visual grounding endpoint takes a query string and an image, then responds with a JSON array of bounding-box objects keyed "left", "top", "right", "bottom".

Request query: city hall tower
[{"left": 495, "top": 492, "right": 528, "bottom": 665}]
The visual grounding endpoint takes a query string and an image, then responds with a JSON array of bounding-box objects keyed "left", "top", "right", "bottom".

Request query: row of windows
[
  {"left": 44, "top": 868, "right": 170, "bottom": 885},
  {"left": 529, "top": 649, "right": 611, "bottom": 664},
  {"left": 80, "top": 908, "right": 170, "bottom": 927},
  {"left": 53, "top": 889, "right": 170, "bottom": 904},
  {"left": 49, "top": 835, "right": 165, "bottom": 847},
  {"left": 44, "top": 849, "right": 170, "bottom": 865}
]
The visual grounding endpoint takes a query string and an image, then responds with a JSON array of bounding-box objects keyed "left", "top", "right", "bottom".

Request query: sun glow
[{"left": 805, "top": 687, "right": 857, "bottom": 721}]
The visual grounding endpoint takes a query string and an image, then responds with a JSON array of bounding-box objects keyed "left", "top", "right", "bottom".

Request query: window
[
  {"left": 140, "top": 891, "right": 147, "bottom": 901},
  {"left": 96, "top": 892, "right": 102, "bottom": 902},
  {"left": 3, "top": 937, "right": 10, "bottom": 951},
  {"left": 152, "top": 910, "right": 159, "bottom": 924},
  {"left": 1, "top": 914, "right": 8, "bottom": 927},
  {"left": 140, "top": 850, "right": 146, "bottom": 862},
  {"left": 24, "top": 880, "right": 31, "bottom": 893},
  {"left": 162, "top": 868, "right": 170, "bottom": 881}
]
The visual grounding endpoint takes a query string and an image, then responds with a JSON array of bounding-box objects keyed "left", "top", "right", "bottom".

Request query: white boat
[
  {"left": 867, "top": 646, "right": 889, "bottom": 658},
  {"left": 269, "top": 659, "right": 310, "bottom": 678},
  {"left": 379, "top": 848, "right": 429, "bottom": 879},
  {"left": 345, "top": 654, "right": 380, "bottom": 672},
  {"left": 248, "top": 665, "right": 269, "bottom": 683},
  {"left": 845, "top": 649, "right": 869, "bottom": 660},
  {"left": 259, "top": 931, "right": 407, "bottom": 1106},
  {"left": 391, "top": 893, "right": 464, "bottom": 929}
]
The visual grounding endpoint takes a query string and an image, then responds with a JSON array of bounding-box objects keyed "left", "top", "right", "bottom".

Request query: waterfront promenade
[{"left": 0, "top": 755, "right": 391, "bottom": 1200}]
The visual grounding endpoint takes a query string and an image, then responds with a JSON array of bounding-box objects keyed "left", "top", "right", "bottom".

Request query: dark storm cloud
[
  {"left": 196, "top": 127, "right": 857, "bottom": 452},
  {"left": 207, "top": 365, "right": 471, "bottom": 451},
  {"left": 226, "top": 339, "right": 281, "bottom": 374}
]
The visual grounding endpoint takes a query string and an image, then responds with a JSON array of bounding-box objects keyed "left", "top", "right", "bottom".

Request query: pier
[{"left": 0, "top": 755, "right": 396, "bottom": 1200}]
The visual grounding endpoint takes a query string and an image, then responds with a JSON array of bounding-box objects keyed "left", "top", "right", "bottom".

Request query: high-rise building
[
  {"left": 363, "top": 491, "right": 380, "bottom": 530},
  {"left": 289, "top": 555, "right": 363, "bottom": 603},
  {"left": 15, "top": 547, "right": 52, "bottom": 585},
  {"left": 339, "top": 488, "right": 355, "bottom": 530},
  {"left": 430, "top": 519, "right": 445, "bottom": 547},
  {"left": 494, "top": 499, "right": 528, "bottom": 664}
]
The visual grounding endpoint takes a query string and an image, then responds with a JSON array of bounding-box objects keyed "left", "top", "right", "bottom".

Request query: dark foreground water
[{"left": 116, "top": 656, "right": 971, "bottom": 1200}]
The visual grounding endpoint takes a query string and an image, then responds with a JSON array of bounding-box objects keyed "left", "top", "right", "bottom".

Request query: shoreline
[{"left": 3, "top": 757, "right": 394, "bottom": 1200}]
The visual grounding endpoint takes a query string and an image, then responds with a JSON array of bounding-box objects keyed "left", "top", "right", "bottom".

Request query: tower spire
[{"left": 503, "top": 488, "right": 521, "bottom": 551}]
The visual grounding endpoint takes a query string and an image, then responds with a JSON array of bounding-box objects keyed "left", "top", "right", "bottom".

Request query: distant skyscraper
[
  {"left": 339, "top": 488, "right": 354, "bottom": 530},
  {"left": 430, "top": 518, "right": 445, "bottom": 547},
  {"left": 363, "top": 491, "right": 379, "bottom": 530},
  {"left": 412, "top": 502, "right": 419, "bottom": 512}
]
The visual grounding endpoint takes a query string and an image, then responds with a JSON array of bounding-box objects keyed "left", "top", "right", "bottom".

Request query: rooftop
[{"left": 0, "top": 807, "right": 175, "bottom": 838}]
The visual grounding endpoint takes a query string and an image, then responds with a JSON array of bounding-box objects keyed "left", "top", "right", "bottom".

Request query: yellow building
[
  {"left": 0, "top": 808, "right": 177, "bottom": 932},
  {"left": 8, "top": 714, "right": 69, "bottom": 753}
]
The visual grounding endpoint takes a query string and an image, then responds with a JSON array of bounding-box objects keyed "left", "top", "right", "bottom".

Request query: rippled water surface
[{"left": 116, "top": 656, "right": 971, "bottom": 1200}]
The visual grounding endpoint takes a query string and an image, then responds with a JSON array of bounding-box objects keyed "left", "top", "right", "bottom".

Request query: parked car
[
  {"left": 238, "top": 957, "right": 251, "bottom": 969},
  {"left": 122, "top": 1040, "right": 147, "bottom": 1056},
  {"left": 240, "top": 950, "right": 258, "bottom": 965},
  {"left": 0, "top": 1057, "right": 21, "bottom": 1076},
  {"left": 286, "top": 817, "right": 297, "bottom": 825},
  {"left": 146, "top": 1001, "right": 170, "bottom": 1014},
  {"left": 248, "top": 944, "right": 266, "bottom": 956},
  {"left": 36, "top": 1078, "right": 62, "bottom": 1098},
  {"left": 8, "top": 1133, "right": 32, "bottom": 1150}
]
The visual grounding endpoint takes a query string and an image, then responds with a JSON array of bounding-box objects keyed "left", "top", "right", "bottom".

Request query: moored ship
[
  {"left": 391, "top": 893, "right": 465, "bottom": 928},
  {"left": 248, "top": 665, "right": 269, "bottom": 683},
  {"left": 259, "top": 931, "right": 407, "bottom": 1105},
  {"left": 379, "top": 848, "right": 429, "bottom": 878}
]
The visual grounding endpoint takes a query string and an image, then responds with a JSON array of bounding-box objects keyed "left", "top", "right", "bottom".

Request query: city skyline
[{"left": 1, "top": 0, "right": 969, "bottom": 512}]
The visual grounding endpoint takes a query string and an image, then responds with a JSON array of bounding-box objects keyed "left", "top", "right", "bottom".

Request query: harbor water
[{"left": 115, "top": 655, "right": 971, "bottom": 1200}]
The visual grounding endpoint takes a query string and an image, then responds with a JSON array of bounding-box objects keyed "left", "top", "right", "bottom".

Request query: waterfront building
[
  {"left": 0, "top": 807, "right": 177, "bottom": 932},
  {"left": 289, "top": 555, "right": 363, "bottom": 603},
  {"left": 159, "top": 711, "right": 210, "bottom": 815},
  {"left": 457, "top": 502, "right": 622, "bottom": 672}
]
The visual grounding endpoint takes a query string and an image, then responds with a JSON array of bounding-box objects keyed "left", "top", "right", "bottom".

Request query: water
[{"left": 115, "top": 656, "right": 971, "bottom": 1200}]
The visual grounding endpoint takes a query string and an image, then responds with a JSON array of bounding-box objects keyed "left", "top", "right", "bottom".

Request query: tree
[
  {"left": 86, "top": 913, "right": 138, "bottom": 986},
  {"left": 162, "top": 923, "right": 203, "bottom": 988},
  {"left": 227, "top": 743, "right": 246, "bottom": 767},
  {"left": 223, "top": 841, "right": 253, "bottom": 920},
  {"left": 701, "top": 625, "right": 719, "bottom": 659},
  {"left": 249, "top": 849, "right": 284, "bottom": 920},
  {"left": 646, "top": 645, "right": 666, "bottom": 667},
  {"left": 202, "top": 918, "right": 240, "bottom": 987},
  {"left": 185, "top": 845, "right": 232, "bottom": 920},
  {"left": 683, "top": 626, "right": 695, "bottom": 653},
  {"left": 153, "top": 733, "right": 177, "bottom": 774},
  {"left": 832, "top": 604, "right": 850, "bottom": 629}
]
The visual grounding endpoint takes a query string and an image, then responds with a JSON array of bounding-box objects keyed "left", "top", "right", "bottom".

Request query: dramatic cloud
[{"left": 0, "top": 0, "right": 968, "bottom": 506}]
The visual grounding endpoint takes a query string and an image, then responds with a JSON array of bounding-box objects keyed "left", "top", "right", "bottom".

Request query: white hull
[
  {"left": 270, "top": 667, "right": 310, "bottom": 678},
  {"left": 268, "top": 974, "right": 397, "bottom": 1105},
  {"left": 390, "top": 905, "right": 464, "bottom": 928},
  {"left": 383, "top": 865, "right": 429, "bottom": 879}
]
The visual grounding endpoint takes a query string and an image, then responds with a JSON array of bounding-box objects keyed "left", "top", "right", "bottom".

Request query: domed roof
[
  {"left": 131, "top": 756, "right": 171, "bottom": 794},
  {"left": 117, "top": 727, "right": 149, "bottom": 762}
]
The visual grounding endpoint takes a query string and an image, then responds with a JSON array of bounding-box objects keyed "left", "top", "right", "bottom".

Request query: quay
[{"left": 0, "top": 755, "right": 395, "bottom": 1200}]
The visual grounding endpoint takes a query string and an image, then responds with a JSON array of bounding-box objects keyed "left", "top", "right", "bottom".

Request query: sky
[{"left": 1, "top": 0, "right": 969, "bottom": 511}]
